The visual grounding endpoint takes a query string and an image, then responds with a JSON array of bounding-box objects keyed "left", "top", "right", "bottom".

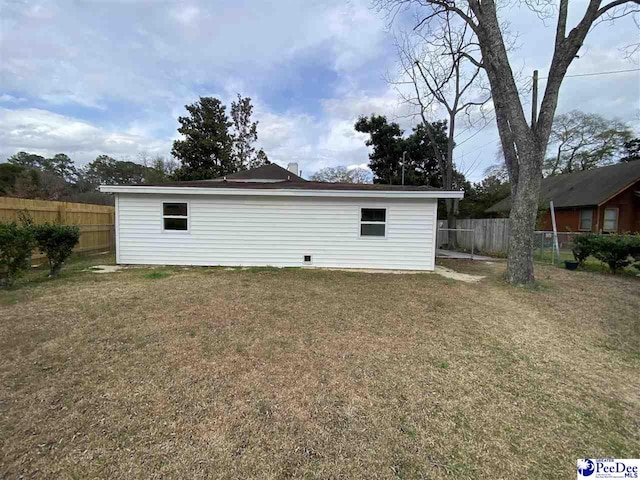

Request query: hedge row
[
  {"left": 0, "top": 221, "right": 80, "bottom": 287},
  {"left": 572, "top": 233, "right": 640, "bottom": 273}
]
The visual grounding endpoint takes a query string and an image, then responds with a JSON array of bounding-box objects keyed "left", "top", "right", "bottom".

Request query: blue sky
[{"left": 0, "top": 0, "right": 638, "bottom": 181}]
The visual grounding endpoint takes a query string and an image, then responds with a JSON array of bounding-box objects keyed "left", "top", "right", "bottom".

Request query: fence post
[
  {"left": 57, "top": 204, "right": 67, "bottom": 224},
  {"left": 110, "top": 225, "right": 115, "bottom": 252}
]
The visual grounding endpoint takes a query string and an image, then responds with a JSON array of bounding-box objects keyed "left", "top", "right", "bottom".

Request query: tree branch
[{"left": 597, "top": 0, "right": 640, "bottom": 18}]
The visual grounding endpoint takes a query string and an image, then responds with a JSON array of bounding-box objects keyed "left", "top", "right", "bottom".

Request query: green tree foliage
[
  {"left": 0, "top": 163, "right": 25, "bottom": 195},
  {"left": 354, "top": 115, "right": 404, "bottom": 184},
  {"left": 310, "top": 166, "right": 373, "bottom": 183},
  {"left": 4, "top": 151, "right": 81, "bottom": 201},
  {"left": 230, "top": 95, "right": 270, "bottom": 169},
  {"left": 2, "top": 151, "right": 175, "bottom": 203},
  {"left": 459, "top": 175, "right": 511, "bottom": 218},
  {"left": 40, "top": 153, "right": 78, "bottom": 181},
  {"left": 33, "top": 224, "right": 81, "bottom": 277},
  {"left": 254, "top": 149, "right": 269, "bottom": 168},
  {"left": 171, "top": 96, "right": 270, "bottom": 180},
  {"left": 592, "top": 235, "right": 640, "bottom": 273},
  {"left": 82, "top": 155, "right": 148, "bottom": 185},
  {"left": 8, "top": 152, "right": 78, "bottom": 181},
  {"left": 139, "top": 153, "right": 179, "bottom": 184},
  {"left": 7, "top": 152, "right": 45, "bottom": 169},
  {"left": 0, "top": 221, "right": 36, "bottom": 287},
  {"left": 354, "top": 115, "right": 453, "bottom": 186},
  {"left": 572, "top": 233, "right": 640, "bottom": 272},
  {"left": 572, "top": 233, "right": 596, "bottom": 265},
  {"left": 13, "top": 169, "right": 68, "bottom": 200},
  {"left": 544, "top": 111, "right": 633, "bottom": 176},
  {"left": 171, "top": 97, "right": 235, "bottom": 180},
  {"left": 620, "top": 138, "right": 640, "bottom": 162}
]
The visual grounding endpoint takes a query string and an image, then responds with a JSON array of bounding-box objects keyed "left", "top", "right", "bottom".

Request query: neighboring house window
[
  {"left": 579, "top": 209, "right": 593, "bottom": 231},
  {"left": 603, "top": 208, "right": 619, "bottom": 232},
  {"left": 360, "top": 208, "right": 386, "bottom": 237},
  {"left": 163, "top": 202, "right": 188, "bottom": 231}
]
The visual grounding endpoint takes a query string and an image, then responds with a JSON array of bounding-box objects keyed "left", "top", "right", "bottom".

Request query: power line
[
  {"left": 456, "top": 136, "right": 500, "bottom": 160},
  {"left": 455, "top": 67, "right": 638, "bottom": 145},
  {"left": 539, "top": 67, "right": 640, "bottom": 80},
  {"left": 455, "top": 114, "right": 496, "bottom": 146}
]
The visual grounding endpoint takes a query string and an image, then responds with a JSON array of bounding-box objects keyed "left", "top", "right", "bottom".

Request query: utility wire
[
  {"left": 455, "top": 68, "right": 638, "bottom": 146},
  {"left": 539, "top": 67, "right": 640, "bottom": 80},
  {"left": 455, "top": 136, "right": 500, "bottom": 160},
  {"left": 455, "top": 115, "right": 496, "bottom": 146}
]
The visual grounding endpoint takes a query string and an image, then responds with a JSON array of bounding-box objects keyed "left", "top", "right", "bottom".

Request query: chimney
[{"left": 287, "top": 162, "right": 299, "bottom": 177}]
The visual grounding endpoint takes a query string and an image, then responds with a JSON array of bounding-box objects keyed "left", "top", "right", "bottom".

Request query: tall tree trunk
[
  {"left": 505, "top": 147, "right": 544, "bottom": 283},
  {"left": 468, "top": 0, "right": 551, "bottom": 284}
]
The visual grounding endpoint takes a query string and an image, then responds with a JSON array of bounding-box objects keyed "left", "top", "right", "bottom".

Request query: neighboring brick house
[{"left": 487, "top": 162, "right": 640, "bottom": 233}]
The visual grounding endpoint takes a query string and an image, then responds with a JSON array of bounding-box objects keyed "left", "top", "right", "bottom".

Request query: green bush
[
  {"left": 590, "top": 234, "right": 640, "bottom": 273},
  {"left": 572, "top": 233, "right": 597, "bottom": 265},
  {"left": 33, "top": 224, "right": 80, "bottom": 277},
  {"left": 0, "top": 222, "right": 36, "bottom": 287}
]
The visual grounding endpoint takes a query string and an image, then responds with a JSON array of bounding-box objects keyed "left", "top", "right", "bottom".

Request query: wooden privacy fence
[
  {"left": 0, "top": 197, "right": 115, "bottom": 260},
  {"left": 438, "top": 218, "right": 511, "bottom": 254}
]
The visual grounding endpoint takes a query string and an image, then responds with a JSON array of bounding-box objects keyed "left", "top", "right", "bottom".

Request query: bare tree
[
  {"left": 377, "top": 0, "right": 640, "bottom": 284},
  {"left": 310, "top": 166, "right": 373, "bottom": 183},
  {"left": 391, "top": 12, "right": 490, "bottom": 248},
  {"left": 544, "top": 111, "right": 633, "bottom": 175}
]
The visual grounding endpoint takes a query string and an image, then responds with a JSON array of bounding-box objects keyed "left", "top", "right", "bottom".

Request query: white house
[{"left": 100, "top": 163, "right": 463, "bottom": 271}]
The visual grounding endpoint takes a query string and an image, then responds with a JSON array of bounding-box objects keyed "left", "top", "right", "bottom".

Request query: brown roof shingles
[{"left": 487, "top": 161, "right": 640, "bottom": 212}]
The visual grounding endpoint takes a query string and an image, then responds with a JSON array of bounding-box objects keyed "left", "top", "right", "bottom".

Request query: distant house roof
[
  {"left": 136, "top": 179, "right": 447, "bottom": 191},
  {"left": 209, "top": 163, "right": 305, "bottom": 182},
  {"left": 487, "top": 162, "right": 640, "bottom": 212},
  {"left": 131, "top": 163, "right": 453, "bottom": 192},
  {"left": 100, "top": 163, "right": 465, "bottom": 198}
]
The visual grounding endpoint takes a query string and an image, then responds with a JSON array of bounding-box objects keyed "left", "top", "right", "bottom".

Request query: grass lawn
[{"left": 1, "top": 256, "right": 639, "bottom": 479}]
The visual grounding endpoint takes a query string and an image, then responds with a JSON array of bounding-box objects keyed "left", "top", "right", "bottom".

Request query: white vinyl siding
[{"left": 116, "top": 194, "right": 438, "bottom": 270}]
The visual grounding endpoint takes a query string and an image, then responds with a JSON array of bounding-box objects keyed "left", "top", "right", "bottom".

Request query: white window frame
[
  {"left": 579, "top": 209, "right": 593, "bottom": 231},
  {"left": 161, "top": 201, "right": 190, "bottom": 233},
  {"left": 603, "top": 207, "right": 619, "bottom": 232},
  {"left": 359, "top": 207, "right": 387, "bottom": 238}
]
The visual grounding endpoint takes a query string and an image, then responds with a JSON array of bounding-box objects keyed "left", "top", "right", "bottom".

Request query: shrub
[
  {"left": 33, "top": 224, "right": 80, "bottom": 277},
  {"left": 0, "top": 222, "right": 36, "bottom": 287},
  {"left": 572, "top": 233, "right": 597, "bottom": 265},
  {"left": 590, "top": 234, "right": 640, "bottom": 273}
]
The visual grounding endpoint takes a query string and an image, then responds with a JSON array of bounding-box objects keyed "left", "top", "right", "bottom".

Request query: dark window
[
  {"left": 163, "top": 203, "right": 188, "bottom": 216},
  {"left": 361, "top": 208, "right": 386, "bottom": 222},
  {"left": 163, "top": 218, "right": 188, "bottom": 230},
  {"left": 304, "top": 255, "right": 312, "bottom": 263},
  {"left": 360, "top": 223, "right": 386, "bottom": 237},
  {"left": 163, "top": 202, "right": 188, "bottom": 231},
  {"left": 360, "top": 208, "right": 386, "bottom": 237}
]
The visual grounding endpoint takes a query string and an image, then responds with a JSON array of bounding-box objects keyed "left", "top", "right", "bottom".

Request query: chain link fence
[
  {"left": 533, "top": 231, "right": 584, "bottom": 265},
  {"left": 437, "top": 221, "right": 585, "bottom": 264}
]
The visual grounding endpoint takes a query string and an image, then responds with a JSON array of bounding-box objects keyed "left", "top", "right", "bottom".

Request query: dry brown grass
[{"left": 1, "top": 259, "right": 639, "bottom": 479}]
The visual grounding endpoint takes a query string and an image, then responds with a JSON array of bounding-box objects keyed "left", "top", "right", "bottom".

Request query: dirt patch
[
  {"left": 434, "top": 266, "right": 485, "bottom": 283},
  {"left": 85, "top": 264, "right": 126, "bottom": 274}
]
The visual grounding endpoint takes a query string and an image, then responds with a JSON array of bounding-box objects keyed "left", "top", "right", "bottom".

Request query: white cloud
[
  {"left": 0, "top": 94, "right": 27, "bottom": 103},
  {"left": 0, "top": 0, "right": 637, "bottom": 183},
  {"left": 0, "top": 108, "right": 170, "bottom": 165},
  {"left": 0, "top": 0, "right": 388, "bottom": 108}
]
